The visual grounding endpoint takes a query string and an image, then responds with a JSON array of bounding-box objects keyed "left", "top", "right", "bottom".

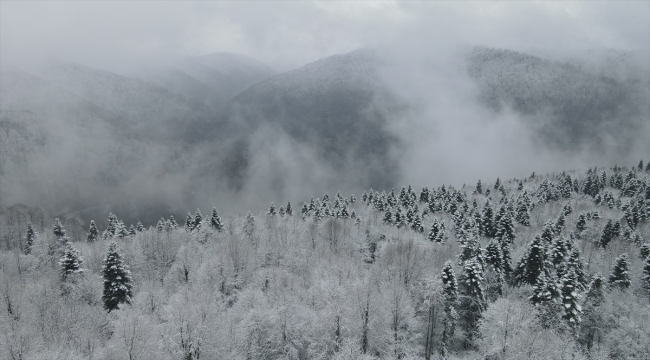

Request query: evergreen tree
[
  {"left": 157, "top": 219, "right": 165, "bottom": 232},
  {"left": 286, "top": 202, "right": 292, "bottom": 216},
  {"left": 529, "top": 270, "right": 559, "bottom": 306},
  {"left": 53, "top": 218, "right": 66, "bottom": 238},
  {"left": 599, "top": 219, "right": 618, "bottom": 249},
  {"left": 513, "top": 235, "right": 546, "bottom": 287},
  {"left": 301, "top": 204, "right": 309, "bottom": 217},
  {"left": 184, "top": 212, "right": 193, "bottom": 231},
  {"left": 268, "top": 202, "right": 276, "bottom": 216},
  {"left": 482, "top": 202, "right": 495, "bottom": 237},
  {"left": 87, "top": 220, "right": 99, "bottom": 242},
  {"left": 576, "top": 213, "right": 587, "bottom": 232},
  {"left": 420, "top": 186, "right": 430, "bottom": 203},
  {"left": 560, "top": 270, "right": 582, "bottom": 329},
  {"left": 494, "top": 207, "right": 515, "bottom": 244},
  {"left": 515, "top": 196, "right": 530, "bottom": 226},
  {"left": 540, "top": 221, "right": 555, "bottom": 244},
  {"left": 279, "top": 206, "right": 286, "bottom": 217},
  {"left": 554, "top": 213, "right": 566, "bottom": 233},
  {"left": 642, "top": 256, "right": 650, "bottom": 300},
  {"left": 210, "top": 207, "right": 223, "bottom": 232},
  {"left": 485, "top": 239, "right": 505, "bottom": 299},
  {"left": 169, "top": 216, "right": 178, "bottom": 229},
  {"left": 474, "top": 180, "right": 483, "bottom": 195},
  {"left": 494, "top": 177, "right": 501, "bottom": 190},
  {"left": 128, "top": 224, "right": 136, "bottom": 236},
  {"left": 60, "top": 242, "right": 83, "bottom": 278},
  {"left": 428, "top": 219, "right": 445, "bottom": 243},
  {"left": 194, "top": 208, "right": 203, "bottom": 229},
  {"left": 24, "top": 222, "right": 35, "bottom": 255},
  {"left": 136, "top": 221, "right": 144, "bottom": 232},
  {"left": 640, "top": 243, "right": 650, "bottom": 259},
  {"left": 608, "top": 253, "right": 631, "bottom": 290},
  {"left": 383, "top": 210, "right": 393, "bottom": 225},
  {"left": 102, "top": 242, "right": 133, "bottom": 312},
  {"left": 116, "top": 221, "right": 129, "bottom": 239},
  {"left": 459, "top": 258, "right": 486, "bottom": 347},
  {"left": 441, "top": 261, "right": 459, "bottom": 356}
]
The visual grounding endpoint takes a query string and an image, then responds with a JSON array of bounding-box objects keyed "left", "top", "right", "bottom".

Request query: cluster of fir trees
[{"left": 9, "top": 160, "right": 650, "bottom": 358}]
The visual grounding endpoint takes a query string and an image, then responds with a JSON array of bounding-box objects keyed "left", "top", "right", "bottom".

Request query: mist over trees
[
  {"left": 1, "top": 46, "right": 648, "bottom": 229},
  {"left": 1, "top": 162, "right": 649, "bottom": 359}
]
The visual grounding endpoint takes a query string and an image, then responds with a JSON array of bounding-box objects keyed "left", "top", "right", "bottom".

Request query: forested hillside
[{"left": 2, "top": 162, "right": 649, "bottom": 359}]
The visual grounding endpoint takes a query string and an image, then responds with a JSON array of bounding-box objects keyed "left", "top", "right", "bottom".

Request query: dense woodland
[{"left": 1, "top": 161, "right": 650, "bottom": 359}]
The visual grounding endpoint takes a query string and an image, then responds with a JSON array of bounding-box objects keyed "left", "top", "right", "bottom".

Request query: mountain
[
  {"left": 467, "top": 47, "right": 650, "bottom": 152},
  {"left": 144, "top": 52, "right": 276, "bottom": 110},
  {"left": 201, "top": 48, "right": 403, "bottom": 194}
]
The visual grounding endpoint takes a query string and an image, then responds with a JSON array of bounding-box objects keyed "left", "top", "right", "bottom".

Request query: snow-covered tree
[
  {"left": 640, "top": 243, "right": 650, "bottom": 259},
  {"left": 193, "top": 208, "right": 203, "bottom": 229},
  {"left": 24, "top": 222, "right": 35, "bottom": 255},
  {"left": 513, "top": 235, "right": 546, "bottom": 287},
  {"left": 53, "top": 218, "right": 66, "bottom": 239},
  {"left": 441, "top": 261, "right": 459, "bottom": 356},
  {"left": 210, "top": 207, "right": 223, "bottom": 232},
  {"left": 87, "top": 220, "right": 99, "bottom": 242},
  {"left": 460, "top": 258, "right": 486, "bottom": 347},
  {"left": 268, "top": 202, "right": 276, "bottom": 216},
  {"left": 560, "top": 270, "right": 582, "bottom": 329},
  {"left": 642, "top": 256, "right": 650, "bottom": 301},
  {"left": 102, "top": 242, "right": 133, "bottom": 312},
  {"left": 286, "top": 201, "right": 292, "bottom": 216},
  {"left": 60, "top": 242, "right": 83, "bottom": 278},
  {"left": 608, "top": 253, "right": 631, "bottom": 290}
]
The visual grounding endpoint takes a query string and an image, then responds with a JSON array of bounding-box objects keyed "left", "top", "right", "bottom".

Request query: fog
[{"left": 1, "top": 1, "right": 649, "bottom": 225}]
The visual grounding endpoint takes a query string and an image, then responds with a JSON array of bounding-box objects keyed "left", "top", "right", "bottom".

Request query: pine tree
[
  {"left": 640, "top": 243, "right": 650, "bottom": 259},
  {"left": 576, "top": 213, "right": 587, "bottom": 232},
  {"left": 136, "top": 221, "right": 144, "bottom": 232},
  {"left": 116, "top": 221, "right": 129, "bottom": 239},
  {"left": 529, "top": 270, "right": 558, "bottom": 306},
  {"left": 494, "top": 177, "right": 501, "bottom": 190},
  {"left": 194, "top": 208, "right": 203, "bottom": 229},
  {"left": 459, "top": 258, "right": 486, "bottom": 347},
  {"left": 482, "top": 202, "right": 494, "bottom": 237},
  {"left": 495, "top": 207, "right": 515, "bottom": 244},
  {"left": 87, "top": 220, "right": 99, "bottom": 242},
  {"left": 210, "top": 207, "right": 223, "bottom": 232},
  {"left": 608, "top": 253, "right": 631, "bottom": 290},
  {"left": 286, "top": 202, "right": 293, "bottom": 216},
  {"left": 599, "top": 219, "right": 618, "bottom": 249},
  {"left": 169, "top": 216, "right": 178, "bottom": 229},
  {"left": 515, "top": 196, "right": 530, "bottom": 226},
  {"left": 53, "top": 218, "right": 66, "bottom": 238},
  {"left": 279, "top": 206, "right": 286, "bottom": 217},
  {"left": 642, "top": 255, "right": 650, "bottom": 300},
  {"left": 185, "top": 212, "right": 193, "bottom": 231},
  {"left": 102, "top": 242, "right": 133, "bottom": 312},
  {"left": 441, "top": 261, "right": 459, "bottom": 356},
  {"left": 24, "top": 222, "right": 35, "bottom": 255},
  {"left": 485, "top": 239, "right": 505, "bottom": 299},
  {"left": 157, "top": 219, "right": 165, "bottom": 232},
  {"left": 128, "top": 224, "right": 136, "bottom": 236},
  {"left": 474, "top": 180, "right": 483, "bottom": 195},
  {"left": 513, "top": 235, "right": 546, "bottom": 287},
  {"left": 560, "top": 270, "right": 582, "bottom": 329},
  {"left": 383, "top": 210, "right": 393, "bottom": 225},
  {"left": 268, "top": 202, "right": 276, "bottom": 216},
  {"left": 60, "top": 242, "right": 83, "bottom": 278}
]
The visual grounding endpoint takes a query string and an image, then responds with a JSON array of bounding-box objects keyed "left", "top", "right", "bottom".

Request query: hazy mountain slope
[
  {"left": 145, "top": 52, "right": 276, "bottom": 110},
  {"left": 207, "top": 48, "right": 403, "bottom": 193},
  {"left": 467, "top": 47, "right": 650, "bottom": 152},
  {"left": 39, "top": 62, "right": 215, "bottom": 142}
]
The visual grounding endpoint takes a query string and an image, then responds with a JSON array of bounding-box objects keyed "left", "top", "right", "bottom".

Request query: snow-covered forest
[{"left": 1, "top": 162, "right": 649, "bottom": 359}]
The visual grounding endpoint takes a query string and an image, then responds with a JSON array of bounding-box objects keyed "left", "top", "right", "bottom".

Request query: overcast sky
[{"left": 1, "top": 1, "right": 648, "bottom": 74}]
